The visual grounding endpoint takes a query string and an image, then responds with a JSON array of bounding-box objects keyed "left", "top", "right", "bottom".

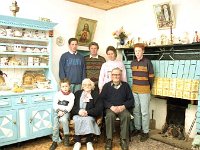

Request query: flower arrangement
[{"left": 112, "top": 26, "right": 128, "bottom": 40}]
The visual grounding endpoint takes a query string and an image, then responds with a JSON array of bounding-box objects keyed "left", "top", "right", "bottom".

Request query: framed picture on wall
[
  {"left": 75, "top": 17, "right": 97, "bottom": 46},
  {"left": 153, "top": 2, "right": 175, "bottom": 30}
]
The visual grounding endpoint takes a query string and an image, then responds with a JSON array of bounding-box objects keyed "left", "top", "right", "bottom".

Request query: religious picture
[
  {"left": 153, "top": 2, "right": 175, "bottom": 30},
  {"left": 75, "top": 17, "right": 97, "bottom": 46}
]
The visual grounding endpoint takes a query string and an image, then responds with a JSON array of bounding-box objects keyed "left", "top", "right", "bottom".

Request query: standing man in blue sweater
[{"left": 59, "top": 38, "right": 86, "bottom": 93}]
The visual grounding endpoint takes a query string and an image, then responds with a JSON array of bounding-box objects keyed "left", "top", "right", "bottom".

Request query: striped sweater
[
  {"left": 84, "top": 55, "right": 106, "bottom": 85},
  {"left": 131, "top": 57, "right": 154, "bottom": 94}
]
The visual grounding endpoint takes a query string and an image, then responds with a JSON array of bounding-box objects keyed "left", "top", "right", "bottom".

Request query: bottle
[{"left": 193, "top": 31, "right": 199, "bottom": 42}]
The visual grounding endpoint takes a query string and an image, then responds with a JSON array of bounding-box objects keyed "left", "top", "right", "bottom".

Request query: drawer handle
[
  {"left": 20, "top": 98, "right": 24, "bottom": 103},
  {"left": 13, "top": 121, "right": 16, "bottom": 124}
]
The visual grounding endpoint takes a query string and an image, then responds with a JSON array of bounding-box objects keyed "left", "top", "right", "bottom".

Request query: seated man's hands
[
  {"left": 110, "top": 105, "right": 126, "bottom": 114},
  {"left": 78, "top": 109, "right": 88, "bottom": 117},
  {"left": 117, "top": 105, "right": 126, "bottom": 112},
  {"left": 110, "top": 106, "right": 118, "bottom": 113}
]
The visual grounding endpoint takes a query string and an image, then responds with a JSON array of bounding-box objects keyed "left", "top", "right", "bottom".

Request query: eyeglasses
[
  {"left": 111, "top": 74, "right": 121, "bottom": 76},
  {"left": 83, "top": 84, "right": 92, "bottom": 86}
]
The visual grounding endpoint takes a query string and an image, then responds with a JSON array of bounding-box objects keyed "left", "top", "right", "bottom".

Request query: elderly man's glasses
[
  {"left": 112, "top": 74, "right": 121, "bottom": 76},
  {"left": 83, "top": 84, "right": 92, "bottom": 86}
]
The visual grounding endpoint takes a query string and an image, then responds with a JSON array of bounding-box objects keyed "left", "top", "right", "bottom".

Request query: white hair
[{"left": 81, "top": 78, "right": 95, "bottom": 90}]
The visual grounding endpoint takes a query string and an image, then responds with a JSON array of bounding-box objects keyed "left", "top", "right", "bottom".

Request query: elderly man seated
[{"left": 100, "top": 67, "right": 134, "bottom": 150}]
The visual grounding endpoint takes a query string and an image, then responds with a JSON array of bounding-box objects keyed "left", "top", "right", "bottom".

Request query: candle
[{"left": 170, "top": 25, "right": 172, "bottom": 35}]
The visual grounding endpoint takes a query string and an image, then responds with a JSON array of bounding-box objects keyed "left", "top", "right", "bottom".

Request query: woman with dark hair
[{"left": 98, "top": 46, "right": 127, "bottom": 92}]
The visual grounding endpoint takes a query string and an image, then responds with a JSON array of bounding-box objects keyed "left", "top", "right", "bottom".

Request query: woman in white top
[{"left": 98, "top": 46, "right": 127, "bottom": 92}]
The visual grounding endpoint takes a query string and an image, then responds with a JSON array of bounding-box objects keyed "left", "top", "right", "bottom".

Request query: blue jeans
[
  {"left": 52, "top": 112, "right": 70, "bottom": 142},
  {"left": 133, "top": 93, "right": 150, "bottom": 133},
  {"left": 71, "top": 84, "right": 81, "bottom": 93}
]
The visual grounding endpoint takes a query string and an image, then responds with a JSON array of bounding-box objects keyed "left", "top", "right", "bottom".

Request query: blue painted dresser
[{"left": 0, "top": 15, "right": 57, "bottom": 147}]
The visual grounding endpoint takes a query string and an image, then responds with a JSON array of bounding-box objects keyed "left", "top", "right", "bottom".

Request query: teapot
[{"left": 14, "top": 29, "right": 22, "bottom": 37}]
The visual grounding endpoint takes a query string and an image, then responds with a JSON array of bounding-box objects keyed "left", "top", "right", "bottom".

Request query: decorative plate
[
  {"left": 34, "top": 74, "right": 46, "bottom": 82},
  {"left": 56, "top": 36, "right": 65, "bottom": 46},
  {"left": 22, "top": 74, "right": 35, "bottom": 85},
  {"left": 0, "top": 75, "right": 5, "bottom": 85}
]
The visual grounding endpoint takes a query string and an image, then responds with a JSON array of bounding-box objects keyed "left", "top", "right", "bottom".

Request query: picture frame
[
  {"left": 75, "top": 17, "right": 97, "bottom": 46},
  {"left": 153, "top": 2, "right": 175, "bottom": 30}
]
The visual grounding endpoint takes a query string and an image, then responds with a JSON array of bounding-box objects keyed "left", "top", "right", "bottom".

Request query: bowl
[{"left": 36, "top": 81, "right": 49, "bottom": 89}]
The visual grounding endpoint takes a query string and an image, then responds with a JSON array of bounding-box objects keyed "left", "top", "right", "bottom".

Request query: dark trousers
[
  {"left": 105, "top": 109, "right": 131, "bottom": 140},
  {"left": 75, "top": 134, "right": 92, "bottom": 143}
]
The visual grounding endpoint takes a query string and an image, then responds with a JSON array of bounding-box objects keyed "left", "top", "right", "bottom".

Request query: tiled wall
[{"left": 124, "top": 60, "right": 200, "bottom": 133}]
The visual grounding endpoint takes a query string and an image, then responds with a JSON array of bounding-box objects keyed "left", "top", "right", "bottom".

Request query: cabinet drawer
[
  {"left": 31, "top": 93, "right": 53, "bottom": 103},
  {"left": 14, "top": 96, "right": 29, "bottom": 106},
  {"left": 0, "top": 97, "right": 11, "bottom": 108}
]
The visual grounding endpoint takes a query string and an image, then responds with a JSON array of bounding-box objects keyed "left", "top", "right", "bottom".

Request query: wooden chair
[{"left": 59, "top": 115, "right": 103, "bottom": 145}]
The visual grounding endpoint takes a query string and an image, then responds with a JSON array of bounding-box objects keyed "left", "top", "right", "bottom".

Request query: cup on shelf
[
  {"left": 33, "top": 48, "right": 40, "bottom": 53},
  {"left": 41, "top": 48, "right": 47, "bottom": 53},
  {"left": 40, "top": 63, "right": 47, "bottom": 66},
  {"left": 6, "top": 29, "right": 13, "bottom": 37},
  {"left": 0, "top": 46, "right": 6, "bottom": 51},
  {"left": 26, "top": 48, "right": 32, "bottom": 52},
  {"left": 14, "top": 30, "right": 22, "bottom": 37}
]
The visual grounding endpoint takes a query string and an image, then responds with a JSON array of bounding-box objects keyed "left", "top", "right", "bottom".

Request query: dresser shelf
[{"left": 0, "top": 15, "right": 57, "bottom": 147}]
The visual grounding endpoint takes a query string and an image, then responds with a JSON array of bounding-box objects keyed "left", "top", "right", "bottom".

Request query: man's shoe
[
  {"left": 105, "top": 139, "right": 112, "bottom": 150},
  {"left": 49, "top": 142, "right": 58, "bottom": 150},
  {"left": 140, "top": 133, "right": 149, "bottom": 142},
  {"left": 64, "top": 135, "right": 70, "bottom": 146},
  {"left": 132, "top": 129, "right": 141, "bottom": 136},
  {"left": 120, "top": 139, "right": 128, "bottom": 150}
]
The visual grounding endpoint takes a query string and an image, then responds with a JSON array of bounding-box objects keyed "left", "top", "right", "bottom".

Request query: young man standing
[
  {"left": 131, "top": 43, "right": 154, "bottom": 142},
  {"left": 59, "top": 38, "right": 86, "bottom": 93},
  {"left": 84, "top": 42, "right": 106, "bottom": 92}
]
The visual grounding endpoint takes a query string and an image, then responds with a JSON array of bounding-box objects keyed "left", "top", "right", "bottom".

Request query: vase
[{"left": 120, "top": 39, "right": 125, "bottom": 45}]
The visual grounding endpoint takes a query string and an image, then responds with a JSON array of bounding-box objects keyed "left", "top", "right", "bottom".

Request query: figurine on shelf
[
  {"left": 126, "top": 39, "right": 134, "bottom": 48},
  {"left": 193, "top": 31, "right": 200, "bottom": 43},
  {"left": 182, "top": 32, "right": 190, "bottom": 44}
]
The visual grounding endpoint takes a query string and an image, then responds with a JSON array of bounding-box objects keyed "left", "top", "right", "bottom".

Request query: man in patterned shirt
[
  {"left": 131, "top": 43, "right": 154, "bottom": 142},
  {"left": 84, "top": 42, "right": 106, "bottom": 92}
]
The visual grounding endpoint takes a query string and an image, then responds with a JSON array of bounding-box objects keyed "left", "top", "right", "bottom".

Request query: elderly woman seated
[{"left": 71, "top": 78, "right": 103, "bottom": 150}]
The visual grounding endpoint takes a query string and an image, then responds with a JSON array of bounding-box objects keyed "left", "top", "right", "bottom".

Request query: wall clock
[{"left": 56, "top": 36, "right": 65, "bottom": 46}]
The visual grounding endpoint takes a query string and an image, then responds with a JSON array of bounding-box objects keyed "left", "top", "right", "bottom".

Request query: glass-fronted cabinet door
[{"left": 0, "top": 110, "right": 17, "bottom": 143}]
